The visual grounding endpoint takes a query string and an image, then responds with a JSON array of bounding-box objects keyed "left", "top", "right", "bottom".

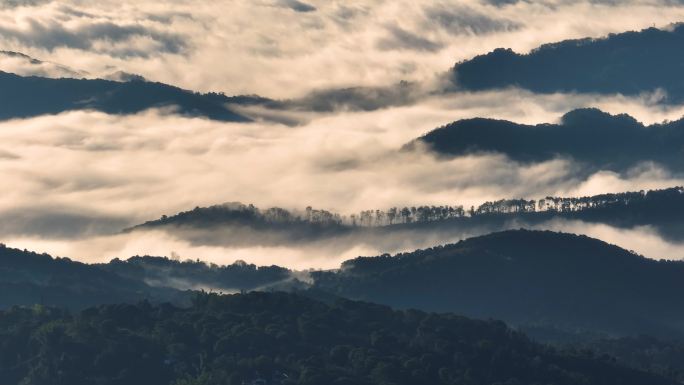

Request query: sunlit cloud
[
  {"left": 0, "top": 87, "right": 683, "bottom": 266},
  {"left": 1, "top": 0, "right": 684, "bottom": 96}
]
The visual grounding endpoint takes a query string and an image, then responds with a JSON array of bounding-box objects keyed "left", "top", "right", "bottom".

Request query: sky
[{"left": 1, "top": 0, "right": 684, "bottom": 267}]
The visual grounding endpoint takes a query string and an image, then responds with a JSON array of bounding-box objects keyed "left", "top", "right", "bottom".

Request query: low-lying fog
[{"left": 1, "top": 89, "right": 683, "bottom": 268}]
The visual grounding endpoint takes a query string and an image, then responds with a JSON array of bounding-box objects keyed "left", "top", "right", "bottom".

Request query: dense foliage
[
  {"left": 0, "top": 292, "right": 674, "bottom": 385},
  {"left": 5, "top": 226, "right": 684, "bottom": 341},
  {"left": 312, "top": 230, "right": 684, "bottom": 339},
  {"left": 453, "top": 24, "right": 684, "bottom": 102},
  {"left": 410, "top": 108, "right": 684, "bottom": 173},
  {"left": 574, "top": 336, "right": 684, "bottom": 383},
  {"left": 134, "top": 186, "right": 684, "bottom": 227},
  {"left": 128, "top": 203, "right": 346, "bottom": 229},
  {"left": 103, "top": 256, "right": 298, "bottom": 293},
  {"left": 0, "top": 71, "right": 248, "bottom": 121},
  {"left": 0, "top": 244, "right": 184, "bottom": 310}
]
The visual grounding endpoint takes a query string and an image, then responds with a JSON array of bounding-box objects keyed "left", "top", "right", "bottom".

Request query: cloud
[
  {"left": 0, "top": 50, "right": 86, "bottom": 78},
  {"left": 0, "top": 87, "right": 682, "bottom": 266},
  {"left": 0, "top": 18, "right": 187, "bottom": 57},
  {"left": 0, "top": 0, "right": 684, "bottom": 269},
  {"left": 0, "top": 149, "right": 20, "bottom": 159},
  {"left": 6, "top": 211, "right": 684, "bottom": 270},
  {"left": 424, "top": 4, "right": 521, "bottom": 35},
  {"left": 376, "top": 25, "right": 444, "bottom": 52},
  {"left": 1, "top": 1, "right": 684, "bottom": 97},
  {"left": 279, "top": 82, "right": 425, "bottom": 112},
  {"left": 278, "top": 0, "right": 317, "bottom": 13},
  {"left": 0, "top": 0, "right": 51, "bottom": 8},
  {"left": 0, "top": 206, "right": 130, "bottom": 238}
]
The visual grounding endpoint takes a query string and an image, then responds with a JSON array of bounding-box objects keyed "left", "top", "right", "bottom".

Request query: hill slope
[
  {"left": 0, "top": 291, "right": 674, "bottom": 385},
  {"left": 312, "top": 230, "right": 684, "bottom": 338},
  {"left": 409, "top": 108, "right": 684, "bottom": 173},
  {"left": 101, "top": 255, "right": 300, "bottom": 293},
  {"left": 0, "top": 244, "right": 184, "bottom": 309},
  {"left": 0, "top": 71, "right": 249, "bottom": 121},
  {"left": 5, "top": 228, "right": 684, "bottom": 340},
  {"left": 126, "top": 187, "right": 684, "bottom": 248},
  {"left": 452, "top": 24, "right": 684, "bottom": 102}
]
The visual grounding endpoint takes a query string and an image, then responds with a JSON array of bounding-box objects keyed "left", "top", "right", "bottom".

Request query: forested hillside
[
  {"left": 6, "top": 228, "right": 684, "bottom": 341},
  {"left": 0, "top": 292, "right": 674, "bottom": 385},
  {"left": 312, "top": 230, "right": 684, "bottom": 338},
  {"left": 0, "top": 244, "right": 185, "bottom": 310},
  {"left": 409, "top": 108, "right": 684, "bottom": 173},
  {"left": 102, "top": 256, "right": 300, "bottom": 293},
  {"left": 452, "top": 24, "right": 684, "bottom": 101},
  {"left": 0, "top": 71, "right": 249, "bottom": 121},
  {"left": 127, "top": 187, "right": 684, "bottom": 245}
]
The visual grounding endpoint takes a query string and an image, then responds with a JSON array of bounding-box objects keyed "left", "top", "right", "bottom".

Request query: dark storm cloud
[
  {"left": 376, "top": 25, "right": 444, "bottom": 52},
  {"left": 0, "top": 19, "right": 187, "bottom": 57},
  {"left": 425, "top": 5, "right": 521, "bottom": 35},
  {"left": 278, "top": 0, "right": 317, "bottom": 13}
]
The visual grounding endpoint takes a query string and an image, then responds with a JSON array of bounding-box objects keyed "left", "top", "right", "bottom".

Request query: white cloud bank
[
  {"left": 1, "top": 1, "right": 684, "bottom": 267},
  {"left": 0, "top": 89, "right": 683, "bottom": 267},
  {"left": 1, "top": 1, "right": 684, "bottom": 97}
]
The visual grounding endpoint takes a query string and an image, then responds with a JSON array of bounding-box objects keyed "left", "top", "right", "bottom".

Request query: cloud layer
[
  {"left": 1, "top": 88, "right": 683, "bottom": 266},
  {"left": 2, "top": 1, "right": 684, "bottom": 96},
  {"left": 2, "top": 1, "right": 684, "bottom": 268}
]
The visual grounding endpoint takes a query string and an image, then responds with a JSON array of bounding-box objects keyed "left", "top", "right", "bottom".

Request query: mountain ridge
[
  {"left": 407, "top": 108, "right": 684, "bottom": 173},
  {"left": 452, "top": 24, "right": 684, "bottom": 102},
  {"left": 0, "top": 70, "right": 251, "bottom": 121}
]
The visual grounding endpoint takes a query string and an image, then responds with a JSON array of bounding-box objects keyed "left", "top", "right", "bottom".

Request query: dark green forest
[
  {"left": 452, "top": 24, "right": 684, "bottom": 102},
  {"left": 0, "top": 244, "right": 186, "bottom": 310},
  {"left": 312, "top": 230, "right": 684, "bottom": 339},
  {"left": 0, "top": 292, "right": 676, "bottom": 385},
  {"left": 3, "top": 8, "right": 684, "bottom": 385},
  {"left": 409, "top": 108, "right": 684, "bottom": 173},
  {"left": 128, "top": 186, "right": 684, "bottom": 245},
  {"left": 5, "top": 229, "right": 684, "bottom": 340},
  {"left": 0, "top": 71, "right": 249, "bottom": 121}
]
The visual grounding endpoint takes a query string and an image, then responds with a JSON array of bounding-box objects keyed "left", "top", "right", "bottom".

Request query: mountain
[
  {"left": 0, "top": 71, "right": 250, "bottom": 121},
  {"left": 0, "top": 291, "right": 674, "bottom": 385},
  {"left": 408, "top": 108, "right": 684, "bottom": 173},
  {"left": 312, "top": 230, "right": 684, "bottom": 339},
  {"left": 0, "top": 240, "right": 305, "bottom": 310},
  {"left": 452, "top": 24, "right": 684, "bottom": 102},
  {"left": 0, "top": 243, "right": 185, "bottom": 310},
  {"left": 6, "top": 227, "right": 684, "bottom": 339}
]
